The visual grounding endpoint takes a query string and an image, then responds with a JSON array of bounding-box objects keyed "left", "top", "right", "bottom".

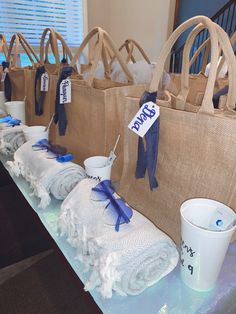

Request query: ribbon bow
[
  {"left": 34, "top": 65, "right": 46, "bottom": 116},
  {"left": 135, "top": 91, "right": 159, "bottom": 190},
  {"left": 54, "top": 66, "right": 74, "bottom": 136},
  {"left": 32, "top": 139, "right": 73, "bottom": 163},
  {"left": 0, "top": 115, "right": 21, "bottom": 126},
  {"left": 91, "top": 180, "right": 133, "bottom": 232},
  {"left": 2, "top": 61, "right": 11, "bottom": 101}
]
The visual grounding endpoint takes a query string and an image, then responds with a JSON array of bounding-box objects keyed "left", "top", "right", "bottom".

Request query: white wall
[
  {"left": 87, "top": 0, "right": 110, "bottom": 31},
  {"left": 87, "top": 0, "right": 176, "bottom": 61}
]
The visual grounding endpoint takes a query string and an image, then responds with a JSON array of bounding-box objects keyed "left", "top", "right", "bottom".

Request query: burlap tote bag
[
  {"left": 118, "top": 16, "right": 236, "bottom": 244},
  {"left": 2, "top": 33, "right": 40, "bottom": 123},
  {"left": 169, "top": 26, "right": 236, "bottom": 108},
  {"left": 51, "top": 27, "right": 146, "bottom": 181},
  {"left": 28, "top": 28, "right": 73, "bottom": 128}
]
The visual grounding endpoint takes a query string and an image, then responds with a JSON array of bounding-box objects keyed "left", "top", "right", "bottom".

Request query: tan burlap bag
[
  {"left": 51, "top": 27, "right": 146, "bottom": 181},
  {"left": 169, "top": 27, "right": 236, "bottom": 107},
  {"left": 4, "top": 33, "right": 40, "bottom": 124},
  {"left": 27, "top": 28, "right": 73, "bottom": 128},
  {"left": 118, "top": 16, "right": 236, "bottom": 244}
]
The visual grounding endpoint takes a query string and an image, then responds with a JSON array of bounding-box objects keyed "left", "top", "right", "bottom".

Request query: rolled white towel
[
  {"left": 0, "top": 124, "right": 25, "bottom": 155},
  {"left": 7, "top": 140, "right": 86, "bottom": 209},
  {"left": 59, "top": 179, "right": 179, "bottom": 298}
]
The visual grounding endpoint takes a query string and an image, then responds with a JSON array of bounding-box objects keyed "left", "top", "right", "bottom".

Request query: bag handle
[
  {"left": 16, "top": 32, "right": 40, "bottom": 65},
  {"left": 7, "top": 34, "right": 21, "bottom": 66},
  {"left": 44, "top": 30, "right": 73, "bottom": 65},
  {"left": 7, "top": 33, "right": 39, "bottom": 67},
  {"left": 217, "top": 30, "right": 236, "bottom": 75},
  {"left": 189, "top": 37, "right": 210, "bottom": 72},
  {"left": 180, "top": 22, "right": 236, "bottom": 112},
  {"left": 100, "top": 30, "right": 134, "bottom": 83},
  {"left": 0, "top": 34, "right": 8, "bottom": 58},
  {"left": 85, "top": 38, "right": 112, "bottom": 79},
  {"left": 150, "top": 16, "right": 221, "bottom": 115},
  {"left": 70, "top": 27, "right": 134, "bottom": 85},
  {"left": 107, "top": 38, "right": 151, "bottom": 76},
  {"left": 40, "top": 28, "right": 61, "bottom": 72},
  {"left": 118, "top": 39, "right": 151, "bottom": 64}
]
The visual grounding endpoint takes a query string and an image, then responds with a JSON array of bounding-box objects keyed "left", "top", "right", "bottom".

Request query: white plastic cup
[
  {"left": 0, "top": 91, "right": 6, "bottom": 114},
  {"left": 180, "top": 198, "right": 236, "bottom": 291},
  {"left": 84, "top": 156, "right": 112, "bottom": 182},
  {"left": 4, "top": 101, "right": 25, "bottom": 124},
  {"left": 23, "top": 126, "right": 49, "bottom": 142}
]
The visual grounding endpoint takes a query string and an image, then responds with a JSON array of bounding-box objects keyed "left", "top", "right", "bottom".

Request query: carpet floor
[
  {"left": 0, "top": 182, "right": 51, "bottom": 268},
  {"left": 0, "top": 252, "right": 102, "bottom": 314},
  {"left": 0, "top": 161, "right": 13, "bottom": 187}
]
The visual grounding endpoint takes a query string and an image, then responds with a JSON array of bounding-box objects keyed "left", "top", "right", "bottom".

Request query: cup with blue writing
[{"left": 180, "top": 198, "right": 236, "bottom": 291}]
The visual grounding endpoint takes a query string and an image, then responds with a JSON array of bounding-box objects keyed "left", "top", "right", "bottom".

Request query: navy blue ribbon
[
  {"left": 32, "top": 139, "right": 73, "bottom": 162},
  {"left": 212, "top": 85, "right": 229, "bottom": 108},
  {"left": 2, "top": 61, "right": 11, "bottom": 101},
  {"left": 135, "top": 91, "right": 159, "bottom": 190},
  {"left": 54, "top": 66, "right": 73, "bottom": 136},
  {"left": 92, "top": 180, "right": 133, "bottom": 232},
  {"left": 34, "top": 65, "right": 46, "bottom": 116},
  {"left": 0, "top": 115, "right": 21, "bottom": 126}
]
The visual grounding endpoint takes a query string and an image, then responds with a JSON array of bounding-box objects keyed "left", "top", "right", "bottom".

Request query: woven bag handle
[
  {"left": 70, "top": 27, "right": 133, "bottom": 85},
  {"left": 217, "top": 30, "right": 236, "bottom": 74},
  {"left": 40, "top": 28, "right": 60, "bottom": 72},
  {"left": 16, "top": 32, "right": 40, "bottom": 64},
  {"left": 121, "top": 39, "right": 151, "bottom": 64},
  {"left": 45, "top": 30, "right": 73, "bottom": 65},
  {"left": 83, "top": 36, "right": 112, "bottom": 79},
  {"left": 7, "top": 34, "right": 22, "bottom": 66},
  {"left": 0, "top": 34, "right": 8, "bottom": 58},
  {"left": 189, "top": 37, "right": 210, "bottom": 71},
  {"left": 180, "top": 22, "right": 236, "bottom": 112},
  {"left": 150, "top": 16, "right": 223, "bottom": 114},
  {"left": 8, "top": 33, "right": 40, "bottom": 67}
]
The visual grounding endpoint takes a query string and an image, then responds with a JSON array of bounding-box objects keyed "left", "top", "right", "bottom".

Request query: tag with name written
[
  {"left": 60, "top": 78, "right": 71, "bottom": 104},
  {"left": 1, "top": 72, "right": 6, "bottom": 82},
  {"left": 128, "top": 101, "right": 159, "bottom": 137},
  {"left": 40, "top": 72, "right": 49, "bottom": 91}
]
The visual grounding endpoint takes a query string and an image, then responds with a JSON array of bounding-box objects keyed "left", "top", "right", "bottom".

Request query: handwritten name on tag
[
  {"left": 40, "top": 72, "right": 49, "bottom": 91},
  {"left": 1, "top": 72, "right": 6, "bottom": 82},
  {"left": 128, "top": 101, "right": 159, "bottom": 137},
  {"left": 60, "top": 78, "right": 71, "bottom": 104}
]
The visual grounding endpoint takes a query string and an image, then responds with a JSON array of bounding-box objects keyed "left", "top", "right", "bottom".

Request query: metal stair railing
[{"left": 170, "top": 0, "right": 236, "bottom": 73}]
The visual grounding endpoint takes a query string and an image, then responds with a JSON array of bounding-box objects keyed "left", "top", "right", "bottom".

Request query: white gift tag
[
  {"left": 60, "top": 78, "right": 71, "bottom": 104},
  {"left": 128, "top": 101, "right": 159, "bottom": 137},
  {"left": 40, "top": 72, "right": 49, "bottom": 91},
  {"left": 1, "top": 72, "right": 6, "bottom": 82}
]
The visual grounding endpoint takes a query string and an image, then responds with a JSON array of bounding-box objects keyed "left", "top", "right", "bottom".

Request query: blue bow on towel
[
  {"left": 91, "top": 180, "right": 133, "bottom": 232},
  {"left": 0, "top": 115, "right": 12, "bottom": 123},
  {"left": 135, "top": 91, "right": 159, "bottom": 190},
  {"left": 7, "top": 118, "right": 21, "bottom": 127},
  {"left": 32, "top": 139, "right": 73, "bottom": 163},
  {"left": 0, "top": 115, "right": 21, "bottom": 126}
]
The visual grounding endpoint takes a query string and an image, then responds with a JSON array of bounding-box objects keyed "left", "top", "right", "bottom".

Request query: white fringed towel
[
  {"left": 7, "top": 140, "right": 86, "bottom": 209},
  {"left": 0, "top": 124, "right": 25, "bottom": 155},
  {"left": 59, "top": 179, "right": 179, "bottom": 298}
]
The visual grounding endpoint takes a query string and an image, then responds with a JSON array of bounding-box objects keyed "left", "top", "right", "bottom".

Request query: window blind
[{"left": 0, "top": 0, "right": 84, "bottom": 47}]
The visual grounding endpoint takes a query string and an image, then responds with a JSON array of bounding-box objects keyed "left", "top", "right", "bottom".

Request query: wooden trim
[{"left": 173, "top": 0, "right": 181, "bottom": 29}]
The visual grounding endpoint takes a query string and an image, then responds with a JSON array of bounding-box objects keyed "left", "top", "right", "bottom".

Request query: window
[{"left": 0, "top": 0, "right": 86, "bottom": 65}]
